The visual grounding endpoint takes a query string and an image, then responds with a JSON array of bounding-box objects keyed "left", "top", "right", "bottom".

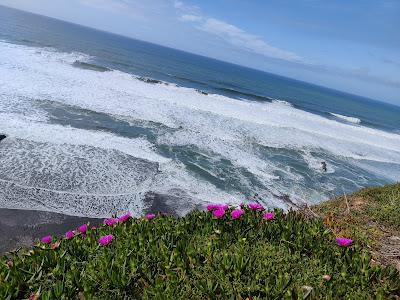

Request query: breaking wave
[
  {"left": 330, "top": 113, "right": 361, "bottom": 124},
  {"left": 72, "top": 60, "right": 111, "bottom": 72}
]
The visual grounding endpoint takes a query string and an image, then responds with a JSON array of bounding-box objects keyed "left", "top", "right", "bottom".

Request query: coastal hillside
[{"left": 1, "top": 184, "right": 399, "bottom": 299}]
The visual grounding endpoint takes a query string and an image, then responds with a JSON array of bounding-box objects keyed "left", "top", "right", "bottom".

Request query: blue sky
[{"left": 1, "top": 0, "right": 399, "bottom": 104}]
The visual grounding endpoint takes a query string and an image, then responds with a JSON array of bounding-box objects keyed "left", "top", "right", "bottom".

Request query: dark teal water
[{"left": 0, "top": 5, "right": 399, "bottom": 217}]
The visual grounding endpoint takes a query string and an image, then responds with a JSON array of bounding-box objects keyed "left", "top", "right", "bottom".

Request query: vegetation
[
  {"left": 313, "top": 183, "right": 400, "bottom": 268},
  {"left": 1, "top": 186, "right": 400, "bottom": 299}
]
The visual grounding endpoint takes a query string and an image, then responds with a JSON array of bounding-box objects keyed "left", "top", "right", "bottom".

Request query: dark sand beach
[
  {"left": 0, "top": 192, "right": 194, "bottom": 254},
  {"left": 0, "top": 208, "right": 101, "bottom": 253}
]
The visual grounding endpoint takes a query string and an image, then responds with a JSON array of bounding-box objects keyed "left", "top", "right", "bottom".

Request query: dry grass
[{"left": 311, "top": 183, "right": 400, "bottom": 271}]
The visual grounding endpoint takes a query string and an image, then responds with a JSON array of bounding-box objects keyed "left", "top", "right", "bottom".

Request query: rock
[
  {"left": 137, "top": 76, "right": 163, "bottom": 84},
  {"left": 196, "top": 89, "right": 208, "bottom": 95}
]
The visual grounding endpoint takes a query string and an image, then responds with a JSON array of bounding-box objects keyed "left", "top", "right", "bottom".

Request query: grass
[
  {"left": 1, "top": 186, "right": 400, "bottom": 299},
  {"left": 312, "top": 183, "right": 400, "bottom": 269}
]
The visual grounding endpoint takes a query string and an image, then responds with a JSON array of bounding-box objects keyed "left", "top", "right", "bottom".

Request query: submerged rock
[
  {"left": 196, "top": 89, "right": 208, "bottom": 95},
  {"left": 137, "top": 76, "right": 163, "bottom": 84}
]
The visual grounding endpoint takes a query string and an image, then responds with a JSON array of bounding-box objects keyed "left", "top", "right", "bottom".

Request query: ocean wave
[
  {"left": 215, "top": 87, "right": 273, "bottom": 101},
  {"left": 208, "top": 79, "right": 243, "bottom": 90},
  {"left": 272, "top": 99, "right": 292, "bottom": 106},
  {"left": 330, "top": 113, "right": 361, "bottom": 124},
  {"left": 172, "top": 74, "right": 208, "bottom": 86},
  {"left": 72, "top": 60, "right": 111, "bottom": 72},
  {"left": 19, "top": 38, "right": 53, "bottom": 48}
]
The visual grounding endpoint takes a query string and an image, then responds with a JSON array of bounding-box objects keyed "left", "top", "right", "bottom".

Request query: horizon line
[{"left": 1, "top": 4, "right": 399, "bottom": 108}]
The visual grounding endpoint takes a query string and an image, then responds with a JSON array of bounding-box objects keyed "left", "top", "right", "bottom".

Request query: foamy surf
[
  {"left": 330, "top": 113, "right": 361, "bottom": 124},
  {"left": 0, "top": 40, "right": 399, "bottom": 216}
]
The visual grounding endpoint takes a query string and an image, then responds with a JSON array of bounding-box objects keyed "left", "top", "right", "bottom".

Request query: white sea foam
[
  {"left": 272, "top": 99, "right": 292, "bottom": 106},
  {"left": 330, "top": 113, "right": 361, "bottom": 124},
  {"left": 0, "top": 40, "right": 399, "bottom": 215}
]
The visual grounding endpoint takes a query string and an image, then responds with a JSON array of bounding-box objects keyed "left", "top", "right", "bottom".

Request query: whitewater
[{"left": 1, "top": 40, "right": 400, "bottom": 217}]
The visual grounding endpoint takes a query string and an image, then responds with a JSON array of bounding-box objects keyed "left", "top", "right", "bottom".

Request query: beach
[{"left": 0, "top": 208, "right": 101, "bottom": 253}]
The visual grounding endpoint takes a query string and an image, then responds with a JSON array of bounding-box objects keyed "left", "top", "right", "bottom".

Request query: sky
[{"left": 1, "top": 0, "right": 400, "bottom": 105}]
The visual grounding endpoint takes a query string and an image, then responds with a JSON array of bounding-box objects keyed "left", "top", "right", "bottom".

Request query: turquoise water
[{"left": 0, "top": 5, "right": 399, "bottom": 217}]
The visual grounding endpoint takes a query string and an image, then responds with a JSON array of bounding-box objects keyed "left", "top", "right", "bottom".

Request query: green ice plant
[{"left": 0, "top": 203, "right": 399, "bottom": 299}]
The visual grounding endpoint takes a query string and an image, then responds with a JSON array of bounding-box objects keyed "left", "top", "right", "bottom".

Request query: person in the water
[{"left": 321, "top": 161, "right": 327, "bottom": 172}]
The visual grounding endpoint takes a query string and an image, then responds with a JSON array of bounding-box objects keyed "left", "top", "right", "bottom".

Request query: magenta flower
[
  {"left": 231, "top": 209, "right": 245, "bottom": 219},
  {"left": 65, "top": 230, "right": 75, "bottom": 240},
  {"left": 336, "top": 237, "right": 353, "bottom": 247},
  {"left": 207, "top": 204, "right": 229, "bottom": 212},
  {"left": 146, "top": 213, "right": 156, "bottom": 220},
  {"left": 263, "top": 212, "right": 275, "bottom": 220},
  {"left": 98, "top": 234, "right": 114, "bottom": 246},
  {"left": 213, "top": 209, "right": 225, "bottom": 218},
  {"left": 78, "top": 224, "right": 88, "bottom": 234},
  {"left": 103, "top": 218, "right": 119, "bottom": 226},
  {"left": 41, "top": 235, "right": 52, "bottom": 244},
  {"left": 118, "top": 213, "right": 131, "bottom": 223},
  {"left": 248, "top": 203, "right": 264, "bottom": 210}
]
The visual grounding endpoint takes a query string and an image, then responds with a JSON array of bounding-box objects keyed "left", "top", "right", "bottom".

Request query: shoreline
[
  {"left": 0, "top": 191, "right": 197, "bottom": 254},
  {"left": 0, "top": 208, "right": 101, "bottom": 254}
]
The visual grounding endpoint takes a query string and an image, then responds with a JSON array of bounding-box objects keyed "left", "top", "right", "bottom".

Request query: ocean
[{"left": 0, "top": 5, "right": 399, "bottom": 217}]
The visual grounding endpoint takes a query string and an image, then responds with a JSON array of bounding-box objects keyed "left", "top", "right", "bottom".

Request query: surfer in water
[{"left": 321, "top": 161, "right": 327, "bottom": 172}]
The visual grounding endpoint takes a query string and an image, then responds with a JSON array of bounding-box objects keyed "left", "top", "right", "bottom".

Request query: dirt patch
[{"left": 350, "top": 196, "right": 365, "bottom": 210}]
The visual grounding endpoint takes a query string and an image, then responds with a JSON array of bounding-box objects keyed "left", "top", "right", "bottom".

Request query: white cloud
[
  {"left": 80, "top": 0, "right": 129, "bottom": 12},
  {"left": 180, "top": 14, "right": 202, "bottom": 22},
  {"left": 174, "top": 1, "right": 302, "bottom": 62},
  {"left": 79, "top": 0, "right": 170, "bottom": 21},
  {"left": 173, "top": 0, "right": 183, "bottom": 9},
  {"left": 173, "top": 0, "right": 201, "bottom": 15},
  {"left": 199, "top": 18, "right": 302, "bottom": 62}
]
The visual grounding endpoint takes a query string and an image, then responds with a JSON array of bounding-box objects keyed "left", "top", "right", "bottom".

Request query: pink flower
[
  {"left": 98, "top": 234, "right": 114, "bottom": 246},
  {"left": 231, "top": 209, "right": 245, "bottom": 219},
  {"left": 91, "top": 226, "right": 97, "bottom": 230},
  {"left": 207, "top": 204, "right": 229, "bottom": 212},
  {"left": 103, "top": 218, "right": 119, "bottom": 226},
  {"left": 78, "top": 224, "right": 88, "bottom": 234},
  {"left": 146, "top": 213, "right": 156, "bottom": 220},
  {"left": 213, "top": 209, "right": 225, "bottom": 218},
  {"left": 248, "top": 203, "right": 264, "bottom": 210},
  {"left": 41, "top": 235, "right": 52, "bottom": 244},
  {"left": 65, "top": 230, "right": 75, "bottom": 240},
  {"left": 263, "top": 212, "right": 275, "bottom": 220},
  {"left": 336, "top": 238, "right": 353, "bottom": 247},
  {"left": 118, "top": 213, "right": 131, "bottom": 223}
]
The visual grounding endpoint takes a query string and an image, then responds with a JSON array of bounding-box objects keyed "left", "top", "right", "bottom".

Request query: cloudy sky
[{"left": 1, "top": 0, "right": 399, "bottom": 104}]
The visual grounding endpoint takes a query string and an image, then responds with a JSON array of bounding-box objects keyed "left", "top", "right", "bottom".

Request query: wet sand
[
  {"left": 0, "top": 192, "right": 203, "bottom": 254},
  {"left": 0, "top": 208, "right": 101, "bottom": 254}
]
